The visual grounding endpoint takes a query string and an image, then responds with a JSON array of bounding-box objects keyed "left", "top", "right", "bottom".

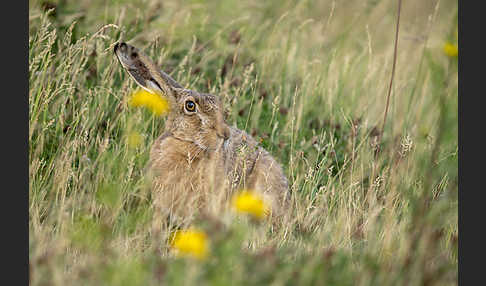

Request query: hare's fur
[{"left": 114, "top": 42, "right": 289, "bottom": 226}]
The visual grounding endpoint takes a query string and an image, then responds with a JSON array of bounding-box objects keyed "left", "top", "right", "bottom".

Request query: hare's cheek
[
  {"left": 197, "top": 114, "right": 213, "bottom": 128},
  {"left": 182, "top": 116, "right": 199, "bottom": 131}
]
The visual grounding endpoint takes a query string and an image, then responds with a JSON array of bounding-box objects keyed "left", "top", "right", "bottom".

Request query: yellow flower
[
  {"left": 127, "top": 132, "right": 143, "bottom": 149},
  {"left": 232, "top": 190, "right": 270, "bottom": 220},
  {"left": 443, "top": 42, "right": 458, "bottom": 58},
  {"left": 169, "top": 229, "right": 209, "bottom": 260},
  {"left": 128, "top": 89, "right": 170, "bottom": 116}
]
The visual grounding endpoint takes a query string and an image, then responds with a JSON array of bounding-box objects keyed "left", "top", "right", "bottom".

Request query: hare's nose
[{"left": 113, "top": 42, "right": 128, "bottom": 53}]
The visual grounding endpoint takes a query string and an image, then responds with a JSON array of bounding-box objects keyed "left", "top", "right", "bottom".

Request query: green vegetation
[{"left": 29, "top": 0, "right": 458, "bottom": 285}]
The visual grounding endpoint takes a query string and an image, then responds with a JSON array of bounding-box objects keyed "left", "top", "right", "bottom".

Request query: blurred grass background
[{"left": 29, "top": 0, "right": 457, "bottom": 285}]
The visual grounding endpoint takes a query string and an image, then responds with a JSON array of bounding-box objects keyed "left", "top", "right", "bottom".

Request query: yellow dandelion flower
[
  {"left": 232, "top": 190, "right": 270, "bottom": 220},
  {"left": 169, "top": 229, "right": 209, "bottom": 260},
  {"left": 128, "top": 89, "right": 170, "bottom": 116},
  {"left": 443, "top": 42, "right": 458, "bottom": 58},
  {"left": 127, "top": 132, "right": 143, "bottom": 149}
]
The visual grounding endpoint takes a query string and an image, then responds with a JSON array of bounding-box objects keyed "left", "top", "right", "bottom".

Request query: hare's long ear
[
  {"left": 114, "top": 42, "right": 182, "bottom": 99},
  {"left": 216, "top": 112, "right": 230, "bottom": 140},
  {"left": 214, "top": 98, "right": 230, "bottom": 139}
]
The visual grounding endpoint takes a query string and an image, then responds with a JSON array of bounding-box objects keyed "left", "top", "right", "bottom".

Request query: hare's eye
[{"left": 185, "top": 100, "right": 196, "bottom": 112}]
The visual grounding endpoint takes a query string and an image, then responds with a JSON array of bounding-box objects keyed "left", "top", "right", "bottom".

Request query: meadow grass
[{"left": 29, "top": 0, "right": 458, "bottom": 285}]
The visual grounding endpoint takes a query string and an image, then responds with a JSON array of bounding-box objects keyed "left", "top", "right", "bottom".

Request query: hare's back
[{"left": 222, "top": 127, "right": 288, "bottom": 192}]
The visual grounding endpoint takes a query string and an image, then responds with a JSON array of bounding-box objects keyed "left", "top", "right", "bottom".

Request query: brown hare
[{"left": 113, "top": 42, "right": 289, "bottom": 227}]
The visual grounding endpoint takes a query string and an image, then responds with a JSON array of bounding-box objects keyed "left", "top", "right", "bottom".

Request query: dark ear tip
[{"left": 114, "top": 42, "right": 128, "bottom": 54}]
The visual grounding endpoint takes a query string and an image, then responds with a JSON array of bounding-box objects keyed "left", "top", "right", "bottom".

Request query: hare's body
[
  {"left": 114, "top": 42, "right": 288, "bottom": 224},
  {"left": 148, "top": 127, "right": 287, "bottom": 209}
]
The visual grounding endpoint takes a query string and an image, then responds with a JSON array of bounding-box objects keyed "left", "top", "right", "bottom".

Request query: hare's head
[{"left": 114, "top": 42, "right": 229, "bottom": 150}]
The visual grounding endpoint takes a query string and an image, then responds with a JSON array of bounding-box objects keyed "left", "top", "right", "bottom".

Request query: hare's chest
[
  {"left": 148, "top": 134, "right": 224, "bottom": 185},
  {"left": 148, "top": 150, "right": 227, "bottom": 196}
]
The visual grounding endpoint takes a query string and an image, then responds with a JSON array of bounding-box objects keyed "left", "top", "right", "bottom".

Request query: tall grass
[{"left": 29, "top": 0, "right": 458, "bottom": 285}]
